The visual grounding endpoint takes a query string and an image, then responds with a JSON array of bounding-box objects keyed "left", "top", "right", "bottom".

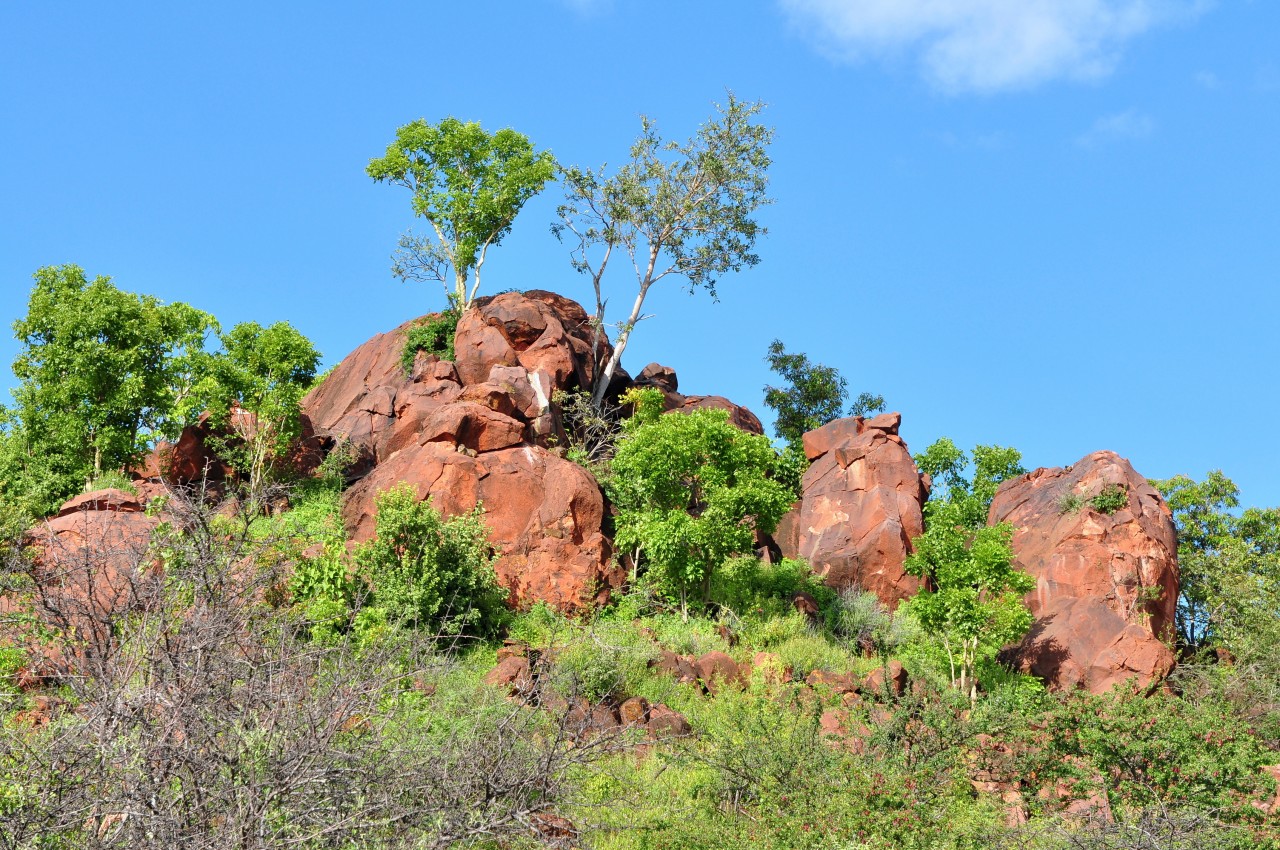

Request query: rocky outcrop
[
  {"left": 990, "top": 451, "right": 1179, "bottom": 693},
  {"left": 13, "top": 489, "right": 162, "bottom": 676},
  {"left": 777, "top": 413, "right": 927, "bottom": 606},
  {"left": 304, "top": 291, "right": 773, "bottom": 613},
  {"left": 302, "top": 293, "right": 624, "bottom": 611},
  {"left": 340, "top": 442, "right": 623, "bottom": 611},
  {"left": 452, "top": 290, "right": 612, "bottom": 392},
  {"left": 634, "top": 362, "right": 764, "bottom": 435}
]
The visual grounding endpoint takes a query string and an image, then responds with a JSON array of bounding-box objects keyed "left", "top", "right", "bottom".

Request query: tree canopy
[
  {"left": 2, "top": 265, "right": 214, "bottom": 512},
  {"left": 762, "top": 338, "right": 884, "bottom": 447},
  {"left": 192, "top": 320, "right": 320, "bottom": 500},
  {"left": 906, "top": 439, "right": 1033, "bottom": 703},
  {"left": 609, "top": 391, "right": 793, "bottom": 620},
  {"left": 368, "top": 117, "right": 556, "bottom": 310},
  {"left": 1152, "top": 471, "right": 1280, "bottom": 654},
  {"left": 555, "top": 94, "right": 774, "bottom": 405}
]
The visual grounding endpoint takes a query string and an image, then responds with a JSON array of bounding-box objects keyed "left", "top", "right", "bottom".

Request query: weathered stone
[
  {"left": 418, "top": 402, "right": 526, "bottom": 454},
  {"left": 695, "top": 651, "right": 743, "bottom": 694},
  {"left": 647, "top": 704, "right": 692, "bottom": 737},
  {"left": 634, "top": 362, "right": 678, "bottom": 393},
  {"left": 340, "top": 442, "right": 623, "bottom": 612},
  {"left": 862, "top": 660, "right": 909, "bottom": 698},
  {"left": 780, "top": 414, "right": 926, "bottom": 607},
  {"left": 452, "top": 290, "right": 611, "bottom": 392},
  {"left": 15, "top": 490, "right": 162, "bottom": 676},
  {"left": 484, "top": 656, "right": 533, "bottom": 696},
  {"left": 991, "top": 451, "right": 1179, "bottom": 693},
  {"left": 619, "top": 696, "right": 651, "bottom": 727},
  {"left": 675, "top": 395, "right": 764, "bottom": 435},
  {"left": 652, "top": 650, "right": 699, "bottom": 685}
]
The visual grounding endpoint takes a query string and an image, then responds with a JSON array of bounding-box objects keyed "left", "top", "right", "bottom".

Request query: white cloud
[
  {"left": 779, "top": 0, "right": 1210, "bottom": 93},
  {"left": 1075, "top": 109, "right": 1155, "bottom": 147}
]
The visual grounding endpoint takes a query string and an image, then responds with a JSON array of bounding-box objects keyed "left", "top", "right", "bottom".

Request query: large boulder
[
  {"left": 300, "top": 315, "right": 447, "bottom": 473},
  {"left": 452, "top": 290, "right": 611, "bottom": 391},
  {"left": 777, "top": 413, "right": 926, "bottom": 607},
  {"left": 990, "top": 451, "right": 1179, "bottom": 693},
  {"left": 11, "top": 489, "right": 161, "bottom": 677},
  {"left": 340, "top": 442, "right": 624, "bottom": 611},
  {"left": 630, "top": 363, "right": 764, "bottom": 435}
]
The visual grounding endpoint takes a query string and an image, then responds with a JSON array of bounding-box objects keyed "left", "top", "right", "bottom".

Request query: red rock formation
[
  {"left": 452, "top": 290, "right": 610, "bottom": 391},
  {"left": 674, "top": 395, "right": 764, "bottom": 435},
  {"left": 990, "top": 451, "right": 1179, "bottom": 693},
  {"left": 14, "top": 489, "right": 162, "bottom": 676},
  {"left": 340, "top": 442, "right": 623, "bottom": 611},
  {"left": 778, "top": 413, "right": 926, "bottom": 607}
]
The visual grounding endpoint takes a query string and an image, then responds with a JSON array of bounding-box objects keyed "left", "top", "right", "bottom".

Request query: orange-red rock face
[
  {"left": 14, "top": 489, "right": 161, "bottom": 677},
  {"left": 302, "top": 291, "right": 635, "bottom": 613},
  {"left": 777, "top": 413, "right": 927, "bottom": 607},
  {"left": 340, "top": 442, "right": 623, "bottom": 611},
  {"left": 990, "top": 450, "right": 1179, "bottom": 693}
]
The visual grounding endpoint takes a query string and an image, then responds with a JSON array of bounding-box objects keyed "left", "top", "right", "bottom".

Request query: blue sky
[{"left": 2, "top": 1, "right": 1277, "bottom": 507}]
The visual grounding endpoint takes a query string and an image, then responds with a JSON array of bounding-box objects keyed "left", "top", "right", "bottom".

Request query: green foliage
[
  {"left": 762, "top": 338, "right": 884, "bottom": 447},
  {"left": 610, "top": 407, "right": 794, "bottom": 619},
  {"left": 355, "top": 484, "right": 505, "bottom": 638},
  {"left": 1042, "top": 686, "right": 1278, "bottom": 822},
  {"left": 3, "top": 264, "right": 214, "bottom": 513},
  {"left": 907, "top": 439, "right": 1033, "bottom": 702},
  {"left": 368, "top": 117, "right": 555, "bottom": 310},
  {"left": 400, "top": 309, "right": 459, "bottom": 371},
  {"left": 1055, "top": 491, "right": 1085, "bottom": 515},
  {"left": 710, "top": 556, "right": 833, "bottom": 621},
  {"left": 1152, "top": 470, "right": 1280, "bottom": 653},
  {"left": 547, "top": 620, "right": 660, "bottom": 703},
  {"left": 1088, "top": 483, "right": 1129, "bottom": 515},
  {"left": 769, "top": 441, "right": 808, "bottom": 500},
  {"left": 190, "top": 320, "right": 319, "bottom": 499},
  {"left": 556, "top": 93, "right": 775, "bottom": 404},
  {"left": 833, "top": 587, "right": 917, "bottom": 662}
]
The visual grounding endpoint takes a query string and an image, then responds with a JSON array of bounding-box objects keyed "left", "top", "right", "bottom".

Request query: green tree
[
  {"left": 1152, "top": 471, "right": 1280, "bottom": 654},
  {"left": 610, "top": 390, "right": 793, "bottom": 620},
  {"left": 906, "top": 439, "right": 1033, "bottom": 704},
  {"left": 194, "top": 321, "right": 320, "bottom": 501},
  {"left": 762, "top": 338, "right": 884, "bottom": 447},
  {"left": 368, "top": 117, "right": 556, "bottom": 310},
  {"left": 355, "top": 484, "right": 505, "bottom": 637},
  {"left": 3, "top": 265, "right": 214, "bottom": 512},
  {"left": 555, "top": 93, "right": 774, "bottom": 405}
]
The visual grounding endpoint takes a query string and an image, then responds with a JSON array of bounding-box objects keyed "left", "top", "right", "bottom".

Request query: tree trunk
[{"left": 592, "top": 247, "right": 658, "bottom": 405}]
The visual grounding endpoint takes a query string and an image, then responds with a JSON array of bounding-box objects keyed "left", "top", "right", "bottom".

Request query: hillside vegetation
[{"left": 0, "top": 104, "right": 1277, "bottom": 849}]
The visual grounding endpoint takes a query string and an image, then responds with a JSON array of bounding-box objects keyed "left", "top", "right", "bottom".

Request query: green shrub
[
  {"left": 549, "top": 622, "right": 659, "bottom": 702},
  {"left": 400, "top": 310, "right": 459, "bottom": 372},
  {"left": 1056, "top": 491, "right": 1085, "bottom": 515},
  {"left": 710, "top": 556, "right": 834, "bottom": 621},
  {"left": 355, "top": 484, "right": 505, "bottom": 637},
  {"left": 1039, "top": 686, "right": 1277, "bottom": 821},
  {"left": 84, "top": 470, "right": 137, "bottom": 494},
  {"left": 773, "top": 632, "right": 853, "bottom": 679},
  {"left": 1088, "top": 483, "right": 1129, "bottom": 515}
]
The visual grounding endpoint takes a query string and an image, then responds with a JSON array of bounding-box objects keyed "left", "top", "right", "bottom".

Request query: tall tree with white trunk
[{"left": 554, "top": 94, "right": 774, "bottom": 405}]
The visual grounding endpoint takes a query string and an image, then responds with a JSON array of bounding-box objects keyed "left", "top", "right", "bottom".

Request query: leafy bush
[
  {"left": 355, "top": 484, "right": 505, "bottom": 638},
  {"left": 610, "top": 404, "right": 794, "bottom": 620},
  {"left": 1039, "top": 686, "right": 1278, "bottom": 822},
  {"left": 547, "top": 621, "right": 659, "bottom": 703},
  {"left": 710, "top": 556, "right": 832, "bottom": 620},
  {"left": 832, "top": 587, "right": 916, "bottom": 661},
  {"left": 1056, "top": 491, "right": 1085, "bottom": 515},
  {"left": 400, "top": 309, "right": 459, "bottom": 371},
  {"left": 1088, "top": 484, "right": 1128, "bottom": 515}
]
